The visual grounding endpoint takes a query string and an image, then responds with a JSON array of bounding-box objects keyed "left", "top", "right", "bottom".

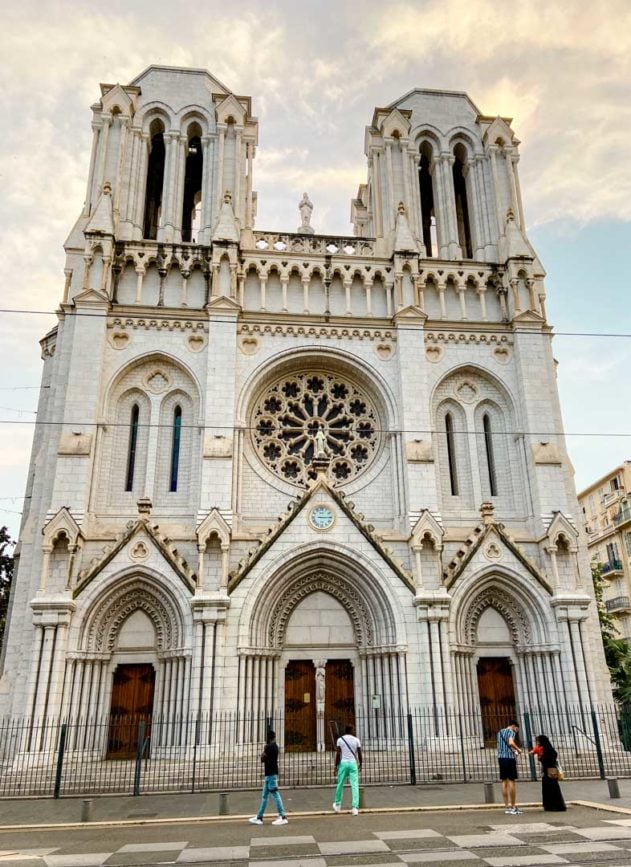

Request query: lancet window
[
  {"left": 181, "top": 124, "right": 203, "bottom": 243},
  {"left": 453, "top": 143, "right": 472, "bottom": 258},
  {"left": 125, "top": 403, "right": 140, "bottom": 492},
  {"left": 419, "top": 142, "right": 436, "bottom": 257},
  {"left": 143, "top": 120, "right": 166, "bottom": 240},
  {"left": 169, "top": 405, "right": 182, "bottom": 492}
]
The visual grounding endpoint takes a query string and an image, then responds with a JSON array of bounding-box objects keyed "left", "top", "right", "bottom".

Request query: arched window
[
  {"left": 181, "top": 127, "right": 203, "bottom": 243},
  {"left": 169, "top": 405, "right": 182, "bottom": 492},
  {"left": 143, "top": 121, "right": 166, "bottom": 240},
  {"left": 452, "top": 144, "right": 472, "bottom": 258},
  {"left": 483, "top": 412, "right": 498, "bottom": 496},
  {"left": 445, "top": 412, "right": 459, "bottom": 495},
  {"left": 125, "top": 403, "right": 140, "bottom": 492},
  {"left": 419, "top": 142, "right": 436, "bottom": 257}
]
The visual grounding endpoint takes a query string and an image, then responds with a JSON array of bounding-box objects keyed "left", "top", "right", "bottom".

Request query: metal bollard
[
  {"left": 358, "top": 787, "right": 366, "bottom": 809},
  {"left": 80, "top": 799, "right": 93, "bottom": 822},
  {"left": 218, "top": 792, "right": 229, "bottom": 815},
  {"left": 483, "top": 782, "right": 495, "bottom": 804},
  {"left": 608, "top": 778, "right": 621, "bottom": 799}
]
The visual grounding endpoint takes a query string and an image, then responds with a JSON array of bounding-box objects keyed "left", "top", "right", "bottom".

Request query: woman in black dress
[{"left": 530, "top": 734, "right": 566, "bottom": 811}]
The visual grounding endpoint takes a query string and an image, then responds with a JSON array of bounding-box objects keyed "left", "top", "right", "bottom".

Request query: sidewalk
[{"left": 2, "top": 778, "right": 631, "bottom": 829}]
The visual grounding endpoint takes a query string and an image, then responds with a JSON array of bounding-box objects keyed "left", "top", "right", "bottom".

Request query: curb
[{"left": 0, "top": 802, "right": 551, "bottom": 832}]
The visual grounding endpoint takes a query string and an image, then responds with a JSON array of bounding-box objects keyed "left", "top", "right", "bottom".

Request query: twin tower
[{"left": 0, "top": 66, "right": 610, "bottom": 757}]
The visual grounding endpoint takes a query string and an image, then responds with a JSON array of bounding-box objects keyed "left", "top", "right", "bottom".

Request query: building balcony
[
  {"left": 606, "top": 596, "right": 631, "bottom": 613},
  {"left": 602, "top": 559, "right": 624, "bottom": 575},
  {"left": 614, "top": 508, "right": 631, "bottom": 526}
]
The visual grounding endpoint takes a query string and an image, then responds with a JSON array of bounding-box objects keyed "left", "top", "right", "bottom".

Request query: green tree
[
  {"left": 0, "top": 526, "right": 15, "bottom": 650},
  {"left": 592, "top": 561, "right": 631, "bottom": 703}
]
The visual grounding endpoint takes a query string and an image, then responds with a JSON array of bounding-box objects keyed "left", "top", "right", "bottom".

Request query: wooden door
[
  {"left": 325, "top": 659, "right": 355, "bottom": 750},
  {"left": 284, "top": 660, "right": 316, "bottom": 752},
  {"left": 476, "top": 657, "right": 516, "bottom": 745},
  {"left": 107, "top": 663, "right": 155, "bottom": 759}
]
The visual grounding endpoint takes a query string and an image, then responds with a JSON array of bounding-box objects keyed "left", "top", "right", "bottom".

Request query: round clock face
[{"left": 310, "top": 505, "right": 335, "bottom": 531}]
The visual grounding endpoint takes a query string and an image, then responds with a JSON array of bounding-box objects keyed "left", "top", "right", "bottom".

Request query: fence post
[
  {"left": 523, "top": 712, "right": 536, "bottom": 782},
  {"left": 53, "top": 723, "right": 67, "bottom": 799},
  {"left": 591, "top": 708, "right": 606, "bottom": 780},
  {"left": 458, "top": 712, "right": 467, "bottom": 783},
  {"left": 407, "top": 713, "right": 416, "bottom": 785},
  {"left": 133, "top": 720, "right": 146, "bottom": 796},
  {"left": 191, "top": 717, "right": 199, "bottom": 794}
]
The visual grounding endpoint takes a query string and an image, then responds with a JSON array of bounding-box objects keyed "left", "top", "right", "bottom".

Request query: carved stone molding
[
  {"left": 239, "top": 323, "right": 397, "bottom": 343},
  {"left": 268, "top": 571, "right": 374, "bottom": 648},
  {"left": 465, "top": 587, "right": 531, "bottom": 646},
  {"left": 85, "top": 578, "right": 181, "bottom": 652},
  {"left": 425, "top": 332, "right": 513, "bottom": 346}
]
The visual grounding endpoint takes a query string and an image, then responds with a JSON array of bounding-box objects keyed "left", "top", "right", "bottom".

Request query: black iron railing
[{"left": 2, "top": 704, "right": 631, "bottom": 798}]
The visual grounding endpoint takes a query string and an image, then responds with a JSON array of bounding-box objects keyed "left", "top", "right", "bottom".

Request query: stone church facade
[{"left": 0, "top": 66, "right": 611, "bottom": 753}]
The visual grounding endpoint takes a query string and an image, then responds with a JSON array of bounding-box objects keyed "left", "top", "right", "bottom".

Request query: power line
[
  {"left": 0, "top": 417, "right": 628, "bottom": 438},
  {"left": 0, "top": 306, "right": 631, "bottom": 339}
]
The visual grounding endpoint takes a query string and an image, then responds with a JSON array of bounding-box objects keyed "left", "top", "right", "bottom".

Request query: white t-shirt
[{"left": 337, "top": 734, "right": 361, "bottom": 762}]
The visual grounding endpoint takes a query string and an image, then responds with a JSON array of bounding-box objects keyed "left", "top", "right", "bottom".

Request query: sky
[{"left": 1, "top": 0, "right": 630, "bottom": 538}]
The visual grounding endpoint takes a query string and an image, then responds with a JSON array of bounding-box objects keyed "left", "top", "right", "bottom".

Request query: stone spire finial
[
  {"left": 297, "top": 192, "right": 314, "bottom": 234},
  {"left": 212, "top": 190, "right": 239, "bottom": 242},
  {"left": 85, "top": 180, "right": 114, "bottom": 235},
  {"left": 480, "top": 501, "right": 495, "bottom": 525},
  {"left": 394, "top": 201, "right": 417, "bottom": 253}
]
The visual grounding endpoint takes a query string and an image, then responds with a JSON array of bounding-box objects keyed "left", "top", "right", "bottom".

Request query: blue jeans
[{"left": 257, "top": 774, "right": 285, "bottom": 818}]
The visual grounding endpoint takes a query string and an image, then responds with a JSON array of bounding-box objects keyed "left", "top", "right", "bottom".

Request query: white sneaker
[
  {"left": 332, "top": 803, "right": 341, "bottom": 812},
  {"left": 504, "top": 808, "right": 513, "bottom": 814},
  {"left": 511, "top": 807, "right": 523, "bottom": 815},
  {"left": 272, "top": 816, "right": 288, "bottom": 825},
  {"left": 249, "top": 816, "right": 263, "bottom": 824},
  {"left": 351, "top": 808, "right": 359, "bottom": 816}
]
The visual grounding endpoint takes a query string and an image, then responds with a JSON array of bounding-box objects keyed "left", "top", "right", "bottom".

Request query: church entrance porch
[
  {"left": 283, "top": 658, "right": 356, "bottom": 752},
  {"left": 106, "top": 663, "right": 155, "bottom": 759},
  {"left": 476, "top": 656, "right": 516, "bottom": 745},
  {"left": 284, "top": 660, "right": 316, "bottom": 752},
  {"left": 324, "top": 659, "right": 356, "bottom": 750}
]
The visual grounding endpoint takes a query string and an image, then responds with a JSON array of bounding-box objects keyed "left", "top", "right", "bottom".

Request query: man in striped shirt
[{"left": 497, "top": 721, "right": 522, "bottom": 814}]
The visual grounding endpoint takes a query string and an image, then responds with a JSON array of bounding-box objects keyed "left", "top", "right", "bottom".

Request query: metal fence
[{"left": 1, "top": 704, "right": 630, "bottom": 798}]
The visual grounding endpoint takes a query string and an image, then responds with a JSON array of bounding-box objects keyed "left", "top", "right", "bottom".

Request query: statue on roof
[{"left": 297, "top": 192, "right": 314, "bottom": 235}]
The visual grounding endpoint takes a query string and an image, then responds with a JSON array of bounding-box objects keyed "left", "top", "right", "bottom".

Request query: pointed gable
[
  {"left": 444, "top": 503, "right": 552, "bottom": 594},
  {"left": 229, "top": 476, "right": 414, "bottom": 592},
  {"left": 74, "top": 519, "right": 196, "bottom": 597}
]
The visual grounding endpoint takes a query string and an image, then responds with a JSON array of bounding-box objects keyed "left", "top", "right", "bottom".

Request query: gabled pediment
[
  {"left": 393, "top": 304, "right": 427, "bottom": 322},
  {"left": 215, "top": 93, "right": 247, "bottom": 125},
  {"left": 43, "top": 507, "right": 82, "bottom": 548},
  {"left": 380, "top": 108, "right": 411, "bottom": 138},
  {"left": 73, "top": 519, "right": 196, "bottom": 598},
  {"left": 71, "top": 287, "right": 110, "bottom": 307},
  {"left": 197, "top": 508, "right": 231, "bottom": 547},
  {"left": 546, "top": 512, "right": 578, "bottom": 552},
  {"left": 206, "top": 294, "right": 241, "bottom": 311},
  {"left": 229, "top": 475, "right": 414, "bottom": 593},
  {"left": 483, "top": 115, "right": 515, "bottom": 147},
  {"left": 444, "top": 510, "right": 552, "bottom": 594},
  {"left": 411, "top": 510, "right": 444, "bottom": 549},
  {"left": 100, "top": 83, "right": 138, "bottom": 117}
]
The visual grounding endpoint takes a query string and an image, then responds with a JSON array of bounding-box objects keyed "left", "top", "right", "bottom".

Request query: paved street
[{"left": 4, "top": 804, "right": 631, "bottom": 866}]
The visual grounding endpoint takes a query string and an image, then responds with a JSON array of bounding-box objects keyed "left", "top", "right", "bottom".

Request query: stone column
[
  {"left": 85, "top": 121, "right": 101, "bottom": 216},
  {"left": 133, "top": 133, "right": 149, "bottom": 239},
  {"left": 313, "top": 659, "right": 326, "bottom": 752},
  {"left": 216, "top": 123, "right": 226, "bottom": 213},
  {"left": 199, "top": 134, "right": 213, "bottom": 244}
]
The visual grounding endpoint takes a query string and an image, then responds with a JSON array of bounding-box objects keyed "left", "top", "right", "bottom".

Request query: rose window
[{"left": 252, "top": 372, "right": 380, "bottom": 487}]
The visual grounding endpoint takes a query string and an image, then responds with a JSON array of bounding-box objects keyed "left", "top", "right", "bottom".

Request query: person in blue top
[{"left": 497, "top": 720, "right": 523, "bottom": 815}]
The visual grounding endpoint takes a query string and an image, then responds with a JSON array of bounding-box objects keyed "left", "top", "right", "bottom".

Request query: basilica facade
[{"left": 0, "top": 66, "right": 611, "bottom": 754}]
